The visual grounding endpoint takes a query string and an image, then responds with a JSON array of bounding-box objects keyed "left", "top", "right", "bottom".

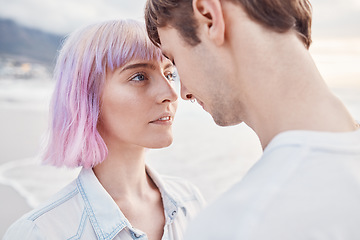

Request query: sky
[
  {"left": 0, "top": 0, "right": 360, "bottom": 38},
  {"left": 0, "top": 0, "right": 147, "bottom": 35}
]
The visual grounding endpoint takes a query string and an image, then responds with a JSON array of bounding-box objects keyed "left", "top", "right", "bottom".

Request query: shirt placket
[{"left": 130, "top": 227, "right": 147, "bottom": 240}]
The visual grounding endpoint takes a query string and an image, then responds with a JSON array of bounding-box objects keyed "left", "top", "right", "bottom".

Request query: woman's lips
[{"left": 149, "top": 115, "right": 173, "bottom": 125}]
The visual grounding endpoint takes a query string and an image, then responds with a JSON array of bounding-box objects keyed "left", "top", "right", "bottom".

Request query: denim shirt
[{"left": 4, "top": 165, "right": 205, "bottom": 240}]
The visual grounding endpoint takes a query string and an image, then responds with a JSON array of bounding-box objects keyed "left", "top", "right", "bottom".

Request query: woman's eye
[
  {"left": 131, "top": 73, "right": 147, "bottom": 82},
  {"left": 165, "top": 72, "right": 177, "bottom": 82}
]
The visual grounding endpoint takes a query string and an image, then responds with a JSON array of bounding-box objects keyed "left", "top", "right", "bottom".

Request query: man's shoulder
[
  {"left": 184, "top": 130, "right": 360, "bottom": 240},
  {"left": 184, "top": 188, "right": 239, "bottom": 240}
]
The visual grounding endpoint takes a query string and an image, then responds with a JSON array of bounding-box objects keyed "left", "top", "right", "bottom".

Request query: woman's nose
[{"left": 158, "top": 78, "right": 178, "bottom": 104}]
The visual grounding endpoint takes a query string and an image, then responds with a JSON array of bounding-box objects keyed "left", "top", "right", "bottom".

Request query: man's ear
[{"left": 192, "top": 0, "right": 225, "bottom": 46}]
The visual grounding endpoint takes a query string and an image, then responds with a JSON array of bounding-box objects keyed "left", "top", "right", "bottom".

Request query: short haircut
[
  {"left": 145, "top": 0, "right": 313, "bottom": 49},
  {"left": 43, "top": 19, "right": 162, "bottom": 168}
]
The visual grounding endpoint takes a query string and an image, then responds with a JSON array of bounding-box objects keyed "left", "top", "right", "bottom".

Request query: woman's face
[{"left": 98, "top": 58, "right": 178, "bottom": 149}]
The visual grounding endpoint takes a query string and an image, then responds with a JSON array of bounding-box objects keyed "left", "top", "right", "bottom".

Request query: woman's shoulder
[
  {"left": 159, "top": 174, "right": 207, "bottom": 219},
  {"left": 161, "top": 174, "right": 200, "bottom": 195},
  {"left": 3, "top": 217, "right": 46, "bottom": 240},
  {"left": 153, "top": 171, "right": 206, "bottom": 207},
  {"left": 147, "top": 166, "right": 202, "bottom": 199},
  {"left": 3, "top": 179, "right": 82, "bottom": 239},
  {"left": 27, "top": 179, "right": 80, "bottom": 220}
]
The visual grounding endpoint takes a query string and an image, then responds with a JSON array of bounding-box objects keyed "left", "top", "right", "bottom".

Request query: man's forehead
[
  {"left": 157, "top": 26, "right": 182, "bottom": 62},
  {"left": 157, "top": 26, "right": 178, "bottom": 44}
]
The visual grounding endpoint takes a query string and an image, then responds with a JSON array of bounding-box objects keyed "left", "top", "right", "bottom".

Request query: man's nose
[{"left": 180, "top": 81, "right": 193, "bottom": 101}]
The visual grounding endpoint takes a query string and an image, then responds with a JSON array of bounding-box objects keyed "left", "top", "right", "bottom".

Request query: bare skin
[
  {"left": 94, "top": 58, "right": 178, "bottom": 240},
  {"left": 93, "top": 147, "right": 165, "bottom": 240},
  {"left": 157, "top": 0, "right": 358, "bottom": 149}
]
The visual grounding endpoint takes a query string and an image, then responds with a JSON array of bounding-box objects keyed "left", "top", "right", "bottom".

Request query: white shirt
[
  {"left": 4, "top": 165, "right": 205, "bottom": 240},
  {"left": 185, "top": 129, "right": 360, "bottom": 240}
]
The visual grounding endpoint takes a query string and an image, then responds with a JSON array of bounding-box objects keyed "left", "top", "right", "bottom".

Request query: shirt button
[
  {"left": 171, "top": 210, "right": 177, "bottom": 216},
  {"left": 134, "top": 233, "right": 141, "bottom": 238}
]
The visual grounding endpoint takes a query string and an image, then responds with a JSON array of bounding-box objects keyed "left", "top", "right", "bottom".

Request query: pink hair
[{"left": 42, "top": 19, "right": 162, "bottom": 168}]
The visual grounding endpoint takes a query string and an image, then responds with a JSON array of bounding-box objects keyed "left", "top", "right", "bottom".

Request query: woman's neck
[
  {"left": 93, "top": 144, "right": 152, "bottom": 201},
  {"left": 93, "top": 143, "right": 166, "bottom": 239}
]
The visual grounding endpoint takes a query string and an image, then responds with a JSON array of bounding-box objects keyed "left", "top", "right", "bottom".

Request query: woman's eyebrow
[{"left": 120, "top": 63, "right": 156, "bottom": 73}]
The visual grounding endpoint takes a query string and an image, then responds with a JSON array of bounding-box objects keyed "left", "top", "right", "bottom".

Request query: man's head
[
  {"left": 145, "top": 0, "right": 312, "bottom": 49},
  {"left": 145, "top": 0, "right": 313, "bottom": 126}
]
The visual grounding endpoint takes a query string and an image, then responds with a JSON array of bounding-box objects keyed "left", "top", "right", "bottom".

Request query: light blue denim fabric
[{"left": 3, "top": 165, "right": 205, "bottom": 240}]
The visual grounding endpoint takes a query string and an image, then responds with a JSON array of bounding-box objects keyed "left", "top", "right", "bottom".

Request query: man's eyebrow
[
  {"left": 120, "top": 63, "right": 156, "bottom": 73},
  {"left": 163, "top": 63, "right": 174, "bottom": 70},
  {"left": 161, "top": 48, "right": 171, "bottom": 60},
  {"left": 162, "top": 52, "right": 175, "bottom": 65},
  {"left": 162, "top": 52, "right": 170, "bottom": 60}
]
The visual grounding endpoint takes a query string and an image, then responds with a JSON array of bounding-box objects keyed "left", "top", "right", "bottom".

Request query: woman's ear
[{"left": 192, "top": 0, "right": 225, "bottom": 46}]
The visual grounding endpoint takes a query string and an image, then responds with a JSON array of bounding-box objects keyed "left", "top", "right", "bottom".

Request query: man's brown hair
[{"left": 145, "top": 0, "right": 312, "bottom": 49}]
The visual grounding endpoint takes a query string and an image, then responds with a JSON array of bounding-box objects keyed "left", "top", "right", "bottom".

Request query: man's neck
[{"left": 232, "top": 29, "right": 357, "bottom": 149}]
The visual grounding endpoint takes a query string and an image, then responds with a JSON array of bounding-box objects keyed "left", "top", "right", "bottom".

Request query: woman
[{"left": 4, "top": 19, "right": 205, "bottom": 240}]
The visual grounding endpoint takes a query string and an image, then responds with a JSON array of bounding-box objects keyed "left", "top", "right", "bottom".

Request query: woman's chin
[{"left": 147, "top": 137, "right": 173, "bottom": 149}]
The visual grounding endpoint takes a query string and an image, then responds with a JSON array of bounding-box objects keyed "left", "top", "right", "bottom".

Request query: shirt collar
[
  {"left": 265, "top": 128, "right": 360, "bottom": 154},
  {"left": 76, "top": 165, "right": 186, "bottom": 239},
  {"left": 146, "top": 165, "right": 185, "bottom": 222},
  {"left": 77, "top": 168, "right": 129, "bottom": 239}
]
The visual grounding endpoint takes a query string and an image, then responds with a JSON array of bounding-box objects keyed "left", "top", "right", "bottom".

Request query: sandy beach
[
  {"left": 0, "top": 106, "right": 48, "bottom": 236},
  {"left": 0, "top": 184, "right": 32, "bottom": 235}
]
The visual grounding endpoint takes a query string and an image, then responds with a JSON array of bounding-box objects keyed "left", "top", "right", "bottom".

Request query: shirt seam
[
  {"left": 77, "top": 176, "right": 106, "bottom": 240},
  {"left": 67, "top": 208, "right": 88, "bottom": 240},
  {"left": 76, "top": 171, "right": 131, "bottom": 240},
  {"left": 27, "top": 188, "right": 79, "bottom": 221}
]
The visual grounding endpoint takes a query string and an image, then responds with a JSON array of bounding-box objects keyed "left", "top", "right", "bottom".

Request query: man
[{"left": 145, "top": 0, "right": 360, "bottom": 239}]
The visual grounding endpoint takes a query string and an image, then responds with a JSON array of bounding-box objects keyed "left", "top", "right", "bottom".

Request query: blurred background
[{"left": 0, "top": 0, "right": 359, "bottom": 236}]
